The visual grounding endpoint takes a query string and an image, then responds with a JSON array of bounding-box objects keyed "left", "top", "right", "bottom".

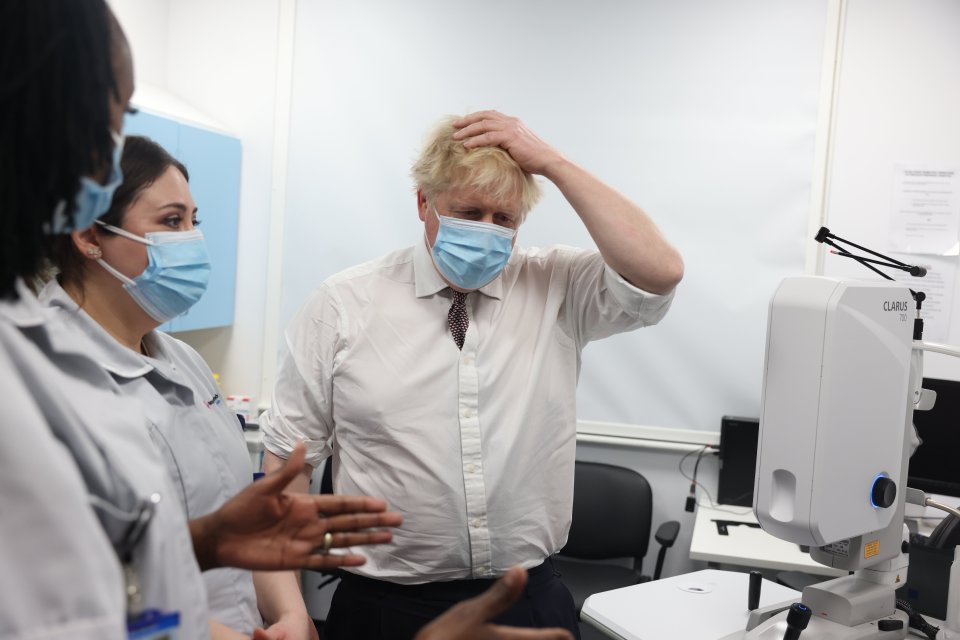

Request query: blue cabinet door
[
  {"left": 173, "top": 124, "right": 240, "bottom": 331},
  {"left": 122, "top": 111, "right": 241, "bottom": 332}
]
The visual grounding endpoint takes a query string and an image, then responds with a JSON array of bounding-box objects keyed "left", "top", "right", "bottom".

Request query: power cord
[
  {"left": 681, "top": 445, "right": 710, "bottom": 512},
  {"left": 678, "top": 445, "right": 752, "bottom": 516},
  {"left": 896, "top": 598, "right": 940, "bottom": 640}
]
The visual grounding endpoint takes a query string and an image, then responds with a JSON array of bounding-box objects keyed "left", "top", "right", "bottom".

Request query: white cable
[
  {"left": 906, "top": 488, "right": 960, "bottom": 519},
  {"left": 926, "top": 498, "right": 960, "bottom": 520}
]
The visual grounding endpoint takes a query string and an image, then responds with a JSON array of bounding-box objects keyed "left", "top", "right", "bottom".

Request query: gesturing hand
[
  {"left": 414, "top": 567, "right": 574, "bottom": 640},
  {"left": 190, "top": 442, "right": 402, "bottom": 571}
]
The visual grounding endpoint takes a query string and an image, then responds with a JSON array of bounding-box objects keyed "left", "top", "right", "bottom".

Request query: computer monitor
[
  {"left": 717, "top": 416, "right": 760, "bottom": 507},
  {"left": 908, "top": 377, "right": 960, "bottom": 499}
]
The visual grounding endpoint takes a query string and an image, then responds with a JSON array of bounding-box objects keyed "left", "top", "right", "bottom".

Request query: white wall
[
  {"left": 819, "top": 0, "right": 960, "bottom": 382},
  {"left": 278, "top": 0, "right": 828, "bottom": 432},
  {"left": 107, "top": 0, "right": 169, "bottom": 87},
  {"left": 109, "top": 0, "right": 960, "bottom": 413},
  {"left": 109, "top": 0, "right": 842, "bottom": 429}
]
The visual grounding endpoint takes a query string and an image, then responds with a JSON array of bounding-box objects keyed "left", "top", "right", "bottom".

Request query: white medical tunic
[
  {"left": 0, "top": 280, "right": 210, "bottom": 639},
  {"left": 262, "top": 242, "right": 674, "bottom": 583},
  {"left": 0, "top": 340, "right": 125, "bottom": 639},
  {"left": 41, "top": 280, "right": 261, "bottom": 634}
]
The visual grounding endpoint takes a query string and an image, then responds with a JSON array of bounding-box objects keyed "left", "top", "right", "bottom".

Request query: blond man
[{"left": 262, "top": 111, "right": 683, "bottom": 639}]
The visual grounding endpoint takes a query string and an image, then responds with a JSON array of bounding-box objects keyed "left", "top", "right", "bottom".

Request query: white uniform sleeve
[
  {"left": 558, "top": 247, "right": 675, "bottom": 347},
  {"left": 261, "top": 285, "right": 344, "bottom": 469},
  {"left": 0, "top": 352, "right": 126, "bottom": 640}
]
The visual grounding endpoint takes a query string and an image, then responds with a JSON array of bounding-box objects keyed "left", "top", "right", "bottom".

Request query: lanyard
[{"left": 89, "top": 491, "right": 160, "bottom": 615}]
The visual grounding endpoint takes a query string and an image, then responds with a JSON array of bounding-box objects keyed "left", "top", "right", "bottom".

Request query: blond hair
[{"left": 411, "top": 116, "right": 542, "bottom": 220}]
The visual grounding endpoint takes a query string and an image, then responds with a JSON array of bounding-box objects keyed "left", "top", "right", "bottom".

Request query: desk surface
[
  {"left": 582, "top": 569, "right": 941, "bottom": 640},
  {"left": 689, "top": 503, "right": 847, "bottom": 577},
  {"left": 582, "top": 569, "right": 800, "bottom": 640}
]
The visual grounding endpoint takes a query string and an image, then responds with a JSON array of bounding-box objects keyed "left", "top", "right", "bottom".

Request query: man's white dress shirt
[{"left": 262, "top": 240, "right": 674, "bottom": 584}]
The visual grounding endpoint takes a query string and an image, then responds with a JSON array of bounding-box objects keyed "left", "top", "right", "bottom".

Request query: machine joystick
[{"left": 783, "top": 602, "right": 812, "bottom": 640}]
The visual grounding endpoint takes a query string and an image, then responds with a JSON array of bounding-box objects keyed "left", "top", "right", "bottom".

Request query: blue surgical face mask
[
  {"left": 50, "top": 130, "right": 125, "bottom": 234},
  {"left": 429, "top": 206, "right": 516, "bottom": 290},
  {"left": 94, "top": 221, "right": 211, "bottom": 324}
]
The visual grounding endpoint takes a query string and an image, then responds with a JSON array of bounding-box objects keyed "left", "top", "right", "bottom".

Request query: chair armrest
[
  {"left": 655, "top": 520, "right": 680, "bottom": 548},
  {"left": 651, "top": 521, "right": 681, "bottom": 580}
]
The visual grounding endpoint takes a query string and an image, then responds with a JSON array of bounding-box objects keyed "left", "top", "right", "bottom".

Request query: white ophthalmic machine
[{"left": 723, "top": 228, "right": 960, "bottom": 640}]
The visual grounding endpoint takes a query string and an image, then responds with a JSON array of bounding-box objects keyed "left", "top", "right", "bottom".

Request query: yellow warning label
[{"left": 864, "top": 540, "right": 880, "bottom": 558}]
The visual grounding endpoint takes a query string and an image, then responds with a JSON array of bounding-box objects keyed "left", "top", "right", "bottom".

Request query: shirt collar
[
  {"left": 0, "top": 279, "right": 56, "bottom": 328},
  {"left": 39, "top": 279, "right": 156, "bottom": 379},
  {"left": 413, "top": 236, "right": 505, "bottom": 300}
]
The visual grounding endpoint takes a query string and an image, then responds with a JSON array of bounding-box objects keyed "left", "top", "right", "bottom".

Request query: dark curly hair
[{"left": 0, "top": 0, "right": 118, "bottom": 298}]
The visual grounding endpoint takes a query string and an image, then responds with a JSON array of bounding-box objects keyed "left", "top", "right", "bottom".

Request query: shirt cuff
[
  {"left": 602, "top": 263, "right": 676, "bottom": 319},
  {"left": 260, "top": 413, "right": 331, "bottom": 469}
]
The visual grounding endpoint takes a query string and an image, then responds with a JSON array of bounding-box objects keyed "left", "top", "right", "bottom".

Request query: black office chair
[
  {"left": 554, "top": 461, "right": 680, "bottom": 617},
  {"left": 929, "top": 512, "right": 960, "bottom": 549}
]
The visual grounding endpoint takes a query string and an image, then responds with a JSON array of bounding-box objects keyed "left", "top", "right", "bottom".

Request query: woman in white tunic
[
  {"left": 0, "top": 3, "right": 400, "bottom": 639},
  {"left": 45, "top": 135, "right": 315, "bottom": 639}
]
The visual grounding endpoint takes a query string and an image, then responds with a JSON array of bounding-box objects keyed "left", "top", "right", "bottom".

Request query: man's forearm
[
  {"left": 262, "top": 450, "right": 313, "bottom": 494},
  {"left": 253, "top": 570, "right": 312, "bottom": 628},
  {"left": 545, "top": 157, "right": 684, "bottom": 294}
]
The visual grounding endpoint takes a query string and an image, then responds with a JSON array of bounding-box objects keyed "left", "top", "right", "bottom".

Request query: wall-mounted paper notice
[{"left": 889, "top": 166, "right": 960, "bottom": 256}]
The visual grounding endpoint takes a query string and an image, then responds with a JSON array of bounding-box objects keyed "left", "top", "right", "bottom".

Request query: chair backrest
[
  {"left": 560, "top": 461, "right": 653, "bottom": 563},
  {"left": 929, "top": 513, "right": 959, "bottom": 549}
]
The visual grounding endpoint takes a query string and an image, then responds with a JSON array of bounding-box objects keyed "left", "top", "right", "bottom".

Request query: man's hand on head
[{"left": 452, "top": 111, "right": 567, "bottom": 179}]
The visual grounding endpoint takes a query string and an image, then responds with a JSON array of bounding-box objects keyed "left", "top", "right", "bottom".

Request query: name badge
[{"left": 128, "top": 609, "right": 180, "bottom": 640}]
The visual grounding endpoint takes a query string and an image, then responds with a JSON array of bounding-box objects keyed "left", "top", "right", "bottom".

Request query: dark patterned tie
[{"left": 447, "top": 290, "right": 469, "bottom": 350}]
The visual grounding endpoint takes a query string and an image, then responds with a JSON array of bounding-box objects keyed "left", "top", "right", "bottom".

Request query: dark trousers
[{"left": 324, "top": 559, "right": 581, "bottom": 640}]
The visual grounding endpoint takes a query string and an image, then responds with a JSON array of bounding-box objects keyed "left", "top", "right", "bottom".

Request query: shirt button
[
  {"left": 471, "top": 519, "right": 482, "bottom": 529},
  {"left": 463, "top": 355, "right": 474, "bottom": 365},
  {"left": 463, "top": 408, "right": 473, "bottom": 418},
  {"left": 467, "top": 464, "right": 477, "bottom": 474}
]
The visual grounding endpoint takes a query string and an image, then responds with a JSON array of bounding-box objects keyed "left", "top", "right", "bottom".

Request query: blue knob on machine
[{"left": 870, "top": 474, "right": 897, "bottom": 509}]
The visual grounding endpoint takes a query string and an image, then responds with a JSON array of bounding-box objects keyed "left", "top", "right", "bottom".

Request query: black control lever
[
  {"left": 783, "top": 602, "right": 812, "bottom": 640},
  {"left": 748, "top": 570, "right": 762, "bottom": 611}
]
